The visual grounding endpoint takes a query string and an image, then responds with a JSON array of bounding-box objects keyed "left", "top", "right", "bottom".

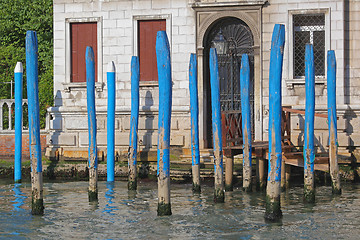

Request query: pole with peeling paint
[
  {"left": 304, "top": 44, "right": 316, "bottom": 203},
  {"left": 156, "top": 31, "right": 172, "bottom": 216},
  {"left": 107, "top": 61, "right": 116, "bottom": 182},
  {"left": 128, "top": 56, "right": 139, "bottom": 190},
  {"left": 14, "top": 62, "right": 23, "bottom": 183},
  {"left": 327, "top": 50, "right": 341, "bottom": 194},
  {"left": 240, "top": 54, "right": 252, "bottom": 192},
  {"left": 189, "top": 53, "right": 201, "bottom": 193},
  {"left": 86, "top": 46, "right": 98, "bottom": 202},
  {"left": 209, "top": 48, "right": 225, "bottom": 203},
  {"left": 265, "top": 24, "right": 285, "bottom": 221},
  {"left": 26, "top": 31, "right": 44, "bottom": 215}
]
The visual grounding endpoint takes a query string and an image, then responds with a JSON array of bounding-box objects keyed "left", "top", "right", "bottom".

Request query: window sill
[
  {"left": 285, "top": 77, "right": 326, "bottom": 90},
  {"left": 139, "top": 81, "right": 159, "bottom": 87},
  {"left": 63, "top": 82, "right": 104, "bottom": 92}
]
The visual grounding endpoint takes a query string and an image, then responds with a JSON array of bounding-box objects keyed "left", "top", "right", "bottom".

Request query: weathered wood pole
[
  {"left": 240, "top": 54, "right": 252, "bottom": 192},
  {"left": 304, "top": 44, "right": 316, "bottom": 203},
  {"left": 128, "top": 56, "right": 140, "bottom": 190},
  {"left": 265, "top": 24, "right": 285, "bottom": 221},
  {"left": 327, "top": 50, "right": 341, "bottom": 194},
  {"left": 14, "top": 62, "right": 23, "bottom": 183},
  {"left": 86, "top": 46, "right": 98, "bottom": 202},
  {"left": 209, "top": 48, "right": 225, "bottom": 203},
  {"left": 189, "top": 53, "right": 201, "bottom": 193},
  {"left": 156, "top": 31, "right": 172, "bottom": 216},
  {"left": 26, "top": 31, "right": 44, "bottom": 215},
  {"left": 107, "top": 61, "right": 116, "bottom": 182}
]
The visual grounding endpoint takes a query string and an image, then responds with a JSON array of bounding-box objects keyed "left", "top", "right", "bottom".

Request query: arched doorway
[{"left": 204, "top": 17, "right": 255, "bottom": 148}]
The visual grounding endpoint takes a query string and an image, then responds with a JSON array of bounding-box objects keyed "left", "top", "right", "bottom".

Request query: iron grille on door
[{"left": 205, "top": 17, "right": 255, "bottom": 147}]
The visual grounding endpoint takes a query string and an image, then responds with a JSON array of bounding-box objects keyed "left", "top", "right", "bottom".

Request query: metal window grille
[{"left": 293, "top": 14, "right": 325, "bottom": 78}]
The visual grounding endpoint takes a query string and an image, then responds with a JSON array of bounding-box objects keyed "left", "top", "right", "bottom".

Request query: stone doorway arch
[{"left": 193, "top": 5, "right": 264, "bottom": 148}]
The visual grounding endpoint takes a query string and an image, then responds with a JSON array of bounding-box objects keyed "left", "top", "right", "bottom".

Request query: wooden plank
[{"left": 282, "top": 107, "right": 338, "bottom": 119}]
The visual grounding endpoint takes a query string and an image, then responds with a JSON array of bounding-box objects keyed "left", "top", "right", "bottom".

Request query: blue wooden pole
[
  {"left": 209, "top": 48, "right": 225, "bottom": 203},
  {"left": 128, "top": 56, "right": 139, "bottom": 190},
  {"left": 156, "top": 31, "right": 172, "bottom": 216},
  {"left": 327, "top": 50, "right": 341, "bottom": 194},
  {"left": 304, "top": 44, "right": 316, "bottom": 203},
  {"left": 189, "top": 53, "right": 201, "bottom": 193},
  {"left": 86, "top": 46, "right": 98, "bottom": 202},
  {"left": 265, "top": 24, "right": 285, "bottom": 221},
  {"left": 14, "top": 62, "right": 23, "bottom": 183},
  {"left": 240, "top": 54, "right": 252, "bottom": 192},
  {"left": 26, "top": 31, "right": 44, "bottom": 215},
  {"left": 107, "top": 61, "right": 116, "bottom": 182}
]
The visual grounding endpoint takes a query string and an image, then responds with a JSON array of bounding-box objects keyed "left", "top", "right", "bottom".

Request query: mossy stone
[
  {"left": 264, "top": 195, "right": 282, "bottom": 222},
  {"left": 157, "top": 202, "right": 172, "bottom": 216},
  {"left": 88, "top": 190, "right": 98, "bottom": 202},
  {"left": 31, "top": 198, "right": 44, "bottom": 215}
]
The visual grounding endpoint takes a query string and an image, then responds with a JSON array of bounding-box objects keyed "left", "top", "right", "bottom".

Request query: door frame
[{"left": 193, "top": 6, "right": 264, "bottom": 148}]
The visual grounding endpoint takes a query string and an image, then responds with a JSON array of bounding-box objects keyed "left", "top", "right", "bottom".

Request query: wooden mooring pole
[
  {"left": 209, "top": 48, "right": 225, "bottom": 203},
  {"left": 128, "top": 56, "right": 139, "bottom": 190},
  {"left": 304, "top": 44, "right": 316, "bottom": 203},
  {"left": 86, "top": 46, "right": 98, "bottom": 202},
  {"left": 26, "top": 31, "right": 44, "bottom": 215},
  {"left": 240, "top": 54, "right": 252, "bottom": 192},
  {"left": 265, "top": 24, "right": 285, "bottom": 222},
  {"left": 107, "top": 61, "right": 116, "bottom": 182},
  {"left": 327, "top": 50, "right": 341, "bottom": 194},
  {"left": 14, "top": 62, "right": 23, "bottom": 183},
  {"left": 189, "top": 53, "right": 201, "bottom": 193},
  {"left": 156, "top": 31, "right": 172, "bottom": 216}
]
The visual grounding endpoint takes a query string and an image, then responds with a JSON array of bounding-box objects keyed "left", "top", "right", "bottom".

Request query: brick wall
[{"left": 0, "top": 134, "right": 47, "bottom": 158}]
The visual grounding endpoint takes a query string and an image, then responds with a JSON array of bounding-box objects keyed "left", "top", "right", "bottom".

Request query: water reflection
[
  {"left": 12, "top": 183, "right": 26, "bottom": 212},
  {"left": 103, "top": 182, "right": 117, "bottom": 215}
]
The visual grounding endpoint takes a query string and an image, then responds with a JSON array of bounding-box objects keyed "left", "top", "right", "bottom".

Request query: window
[
  {"left": 293, "top": 14, "right": 325, "bottom": 79},
  {"left": 71, "top": 22, "right": 97, "bottom": 82},
  {"left": 138, "top": 20, "right": 166, "bottom": 81}
]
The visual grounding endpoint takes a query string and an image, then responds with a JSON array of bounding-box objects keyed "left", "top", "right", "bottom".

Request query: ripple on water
[{"left": 0, "top": 180, "right": 360, "bottom": 239}]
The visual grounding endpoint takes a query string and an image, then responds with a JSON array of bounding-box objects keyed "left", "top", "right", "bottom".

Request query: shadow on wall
[{"left": 143, "top": 90, "right": 154, "bottom": 151}]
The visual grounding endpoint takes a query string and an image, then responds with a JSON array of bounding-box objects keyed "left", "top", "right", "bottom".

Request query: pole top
[
  {"left": 107, "top": 61, "right": 116, "bottom": 73},
  {"left": 14, "top": 62, "right": 23, "bottom": 73}
]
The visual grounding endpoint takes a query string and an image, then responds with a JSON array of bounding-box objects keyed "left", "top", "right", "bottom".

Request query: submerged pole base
[
  {"left": 304, "top": 187, "right": 315, "bottom": 203},
  {"left": 157, "top": 202, "right": 172, "bottom": 216},
  {"left": 128, "top": 180, "right": 137, "bottom": 191},
  {"left": 31, "top": 197, "right": 44, "bottom": 215},
  {"left": 214, "top": 188, "right": 225, "bottom": 203},
  {"left": 88, "top": 190, "right": 98, "bottom": 202},
  {"left": 192, "top": 183, "right": 201, "bottom": 193},
  {"left": 264, "top": 195, "right": 282, "bottom": 222},
  {"left": 225, "top": 184, "right": 233, "bottom": 192},
  {"left": 332, "top": 186, "right": 341, "bottom": 195},
  {"left": 243, "top": 183, "right": 252, "bottom": 193}
]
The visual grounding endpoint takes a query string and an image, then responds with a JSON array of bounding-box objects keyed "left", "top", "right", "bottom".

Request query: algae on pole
[
  {"left": 265, "top": 24, "right": 285, "bottom": 222},
  {"left": 86, "top": 46, "right": 98, "bottom": 202},
  {"left": 26, "top": 31, "right": 44, "bottom": 215},
  {"left": 156, "top": 31, "right": 172, "bottom": 216}
]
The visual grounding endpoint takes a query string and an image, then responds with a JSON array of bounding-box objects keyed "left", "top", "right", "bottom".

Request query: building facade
[{"left": 47, "top": 0, "right": 360, "bottom": 159}]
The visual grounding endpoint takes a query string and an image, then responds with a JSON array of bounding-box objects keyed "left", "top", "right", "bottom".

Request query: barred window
[{"left": 293, "top": 14, "right": 325, "bottom": 78}]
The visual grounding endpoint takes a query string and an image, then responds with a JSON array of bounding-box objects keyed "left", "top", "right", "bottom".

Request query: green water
[{"left": 0, "top": 179, "right": 359, "bottom": 239}]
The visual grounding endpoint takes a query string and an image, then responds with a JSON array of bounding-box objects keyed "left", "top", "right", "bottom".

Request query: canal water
[{"left": 0, "top": 179, "right": 359, "bottom": 239}]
